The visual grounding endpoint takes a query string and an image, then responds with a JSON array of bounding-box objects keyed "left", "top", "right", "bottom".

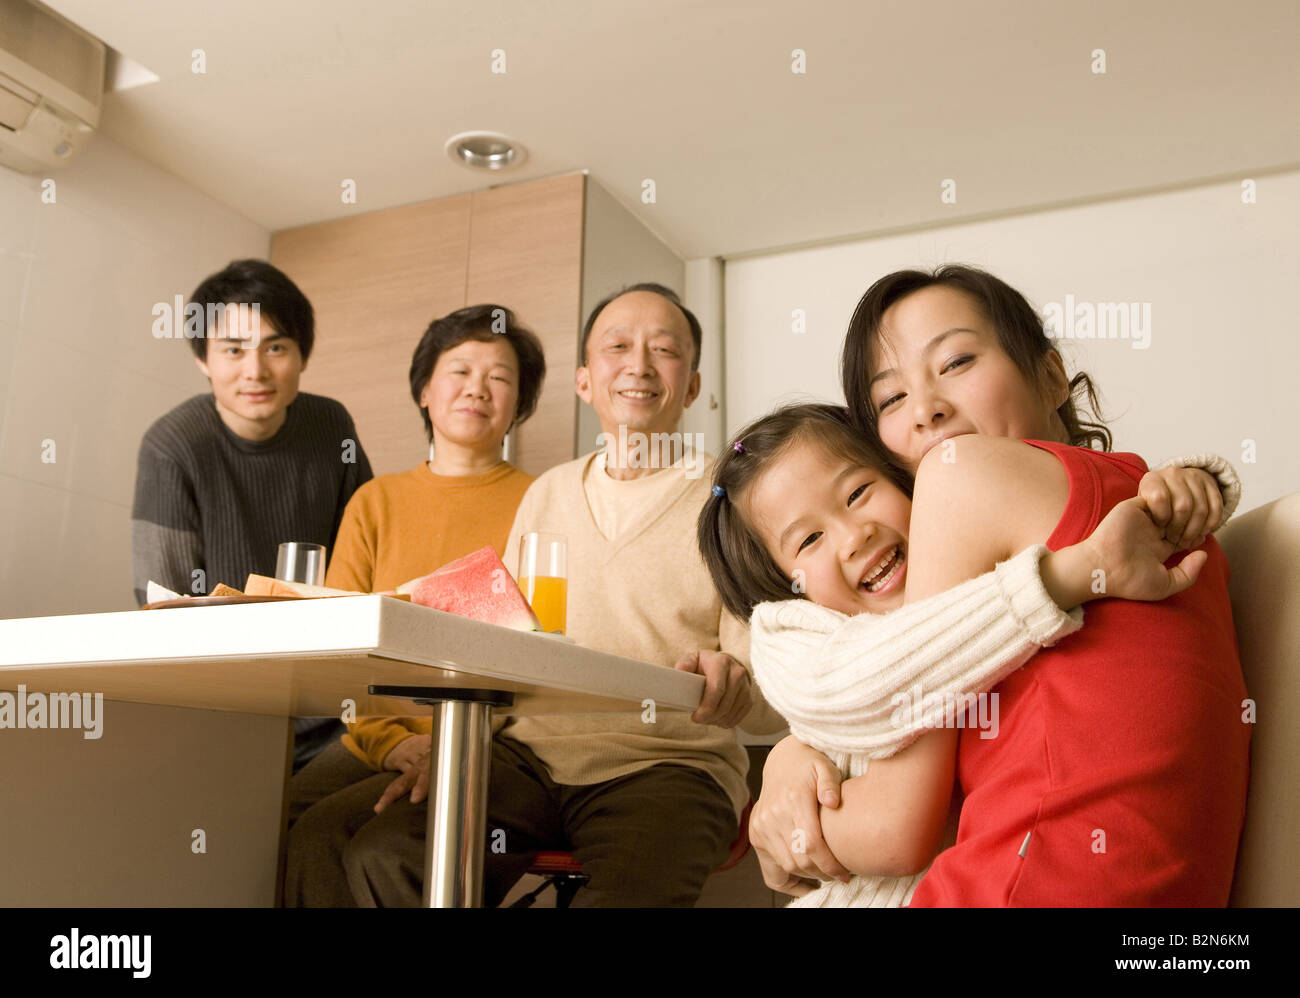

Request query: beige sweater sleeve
[{"left": 749, "top": 545, "right": 1083, "bottom": 763}]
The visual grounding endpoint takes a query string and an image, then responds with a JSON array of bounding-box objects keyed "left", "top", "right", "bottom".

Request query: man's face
[
  {"left": 195, "top": 305, "right": 304, "bottom": 440},
  {"left": 575, "top": 291, "right": 700, "bottom": 439}
]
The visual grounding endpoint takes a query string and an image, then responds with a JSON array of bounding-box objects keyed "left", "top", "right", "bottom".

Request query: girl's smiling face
[
  {"left": 742, "top": 436, "right": 913, "bottom": 615},
  {"left": 867, "top": 285, "right": 1069, "bottom": 473}
]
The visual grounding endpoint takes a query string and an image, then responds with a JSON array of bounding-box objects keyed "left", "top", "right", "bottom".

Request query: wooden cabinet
[
  {"left": 270, "top": 173, "right": 677, "bottom": 480},
  {"left": 270, "top": 195, "right": 473, "bottom": 475},
  {"left": 462, "top": 174, "right": 585, "bottom": 476}
]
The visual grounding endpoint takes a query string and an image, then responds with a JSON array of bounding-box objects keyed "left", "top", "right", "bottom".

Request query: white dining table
[{"left": 0, "top": 595, "right": 703, "bottom": 907}]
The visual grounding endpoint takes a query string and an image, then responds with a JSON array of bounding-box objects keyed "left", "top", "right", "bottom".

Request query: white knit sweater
[{"left": 751, "top": 545, "right": 1083, "bottom": 908}]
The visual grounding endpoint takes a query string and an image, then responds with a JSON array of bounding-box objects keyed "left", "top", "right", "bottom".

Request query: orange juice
[{"left": 520, "top": 575, "right": 567, "bottom": 634}]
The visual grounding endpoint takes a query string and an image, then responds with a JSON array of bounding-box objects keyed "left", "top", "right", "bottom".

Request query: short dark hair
[
  {"left": 698, "top": 403, "right": 912, "bottom": 623},
  {"left": 841, "top": 264, "right": 1111, "bottom": 454},
  {"left": 408, "top": 304, "right": 547, "bottom": 442},
  {"left": 188, "top": 259, "right": 314, "bottom": 362},
  {"left": 580, "top": 283, "right": 702, "bottom": 371}
]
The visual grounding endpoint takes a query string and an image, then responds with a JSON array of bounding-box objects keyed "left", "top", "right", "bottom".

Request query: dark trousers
[
  {"left": 284, "top": 740, "right": 389, "bottom": 908},
  {"left": 286, "top": 736, "right": 737, "bottom": 908}
]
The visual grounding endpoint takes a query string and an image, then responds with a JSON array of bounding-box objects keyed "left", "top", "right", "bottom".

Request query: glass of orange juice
[{"left": 518, "top": 532, "right": 567, "bottom": 634}]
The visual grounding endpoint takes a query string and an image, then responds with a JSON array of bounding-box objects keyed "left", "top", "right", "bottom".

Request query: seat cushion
[{"left": 1218, "top": 491, "right": 1300, "bottom": 906}]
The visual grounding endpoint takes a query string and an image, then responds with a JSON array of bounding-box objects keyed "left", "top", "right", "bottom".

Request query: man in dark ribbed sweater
[{"left": 131, "top": 259, "right": 372, "bottom": 767}]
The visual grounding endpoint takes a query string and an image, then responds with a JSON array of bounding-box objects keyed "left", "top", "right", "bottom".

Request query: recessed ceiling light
[{"left": 444, "top": 131, "right": 527, "bottom": 171}]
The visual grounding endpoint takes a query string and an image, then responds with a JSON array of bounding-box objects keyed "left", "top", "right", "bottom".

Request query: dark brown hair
[
  {"left": 409, "top": 304, "right": 546, "bottom": 441},
  {"left": 188, "top": 258, "right": 313, "bottom": 361},
  {"left": 840, "top": 265, "right": 1111, "bottom": 454},
  {"left": 698, "top": 403, "right": 912, "bottom": 622}
]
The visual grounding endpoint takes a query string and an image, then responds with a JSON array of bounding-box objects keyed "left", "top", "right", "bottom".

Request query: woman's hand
[
  {"left": 749, "top": 735, "right": 852, "bottom": 894},
  {"left": 373, "top": 734, "right": 432, "bottom": 813},
  {"left": 1138, "top": 466, "right": 1222, "bottom": 550}
]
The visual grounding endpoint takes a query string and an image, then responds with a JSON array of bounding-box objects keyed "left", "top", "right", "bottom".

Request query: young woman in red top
[{"left": 749, "top": 265, "right": 1250, "bottom": 906}]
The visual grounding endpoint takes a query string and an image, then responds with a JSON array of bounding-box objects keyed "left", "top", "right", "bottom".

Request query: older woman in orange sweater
[{"left": 285, "top": 303, "right": 545, "bottom": 907}]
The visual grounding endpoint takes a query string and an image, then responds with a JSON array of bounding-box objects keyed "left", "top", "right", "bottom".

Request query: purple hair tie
[{"left": 733, "top": 440, "right": 745, "bottom": 453}]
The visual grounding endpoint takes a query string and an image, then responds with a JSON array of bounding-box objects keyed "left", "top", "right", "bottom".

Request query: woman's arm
[
  {"left": 331, "top": 411, "right": 374, "bottom": 551},
  {"left": 323, "top": 487, "right": 375, "bottom": 593},
  {"left": 819, "top": 729, "right": 957, "bottom": 877},
  {"left": 346, "top": 717, "right": 426, "bottom": 771},
  {"left": 322, "top": 485, "right": 423, "bottom": 774}
]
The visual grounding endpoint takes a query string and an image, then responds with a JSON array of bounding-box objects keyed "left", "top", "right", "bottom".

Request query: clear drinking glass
[
  {"left": 518, "top": 532, "right": 567, "bottom": 634},
  {"left": 275, "top": 542, "right": 326, "bottom": 586}
]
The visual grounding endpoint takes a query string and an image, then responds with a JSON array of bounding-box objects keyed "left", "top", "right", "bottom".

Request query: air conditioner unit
[{"left": 0, "top": 0, "right": 104, "bottom": 174}]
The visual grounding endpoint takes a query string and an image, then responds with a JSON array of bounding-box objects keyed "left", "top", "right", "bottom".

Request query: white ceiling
[{"left": 41, "top": 0, "right": 1300, "bottom": 260}]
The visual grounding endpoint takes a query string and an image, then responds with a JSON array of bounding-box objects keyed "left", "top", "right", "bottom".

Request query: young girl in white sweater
[{"left": 697, "top": 403, "right": 1236, "bottom": 906}]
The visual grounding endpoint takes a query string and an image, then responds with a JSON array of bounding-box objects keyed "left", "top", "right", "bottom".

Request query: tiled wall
[{"left": 0, "top": 135, "right": 269, "bottom": 618}]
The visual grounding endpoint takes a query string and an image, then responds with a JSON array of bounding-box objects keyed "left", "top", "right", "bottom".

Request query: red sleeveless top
[{"left": 908, "top": 441, "right": 1250, "bottom": 906}]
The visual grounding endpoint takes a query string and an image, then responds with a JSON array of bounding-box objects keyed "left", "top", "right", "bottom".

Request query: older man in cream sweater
[{"left": 344, "top": 284, "right": 785, "bottom": 907}]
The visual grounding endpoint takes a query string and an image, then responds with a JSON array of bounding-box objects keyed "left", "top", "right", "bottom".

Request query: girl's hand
[
  {"left": 749, "top": 736, "right": 852, "bottom": 892},
  {"left": 1077, "top": 496, "right": 1209, "bottom": 603},
  {"left": 1138, "top": 466, "right": 1222, "bottom": 550}
]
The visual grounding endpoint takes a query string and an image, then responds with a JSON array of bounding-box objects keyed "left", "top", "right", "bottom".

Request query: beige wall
[
  {"left": 724, "top": 171, "right": 1300, "bottom": 513},
  {"left": 0, "top": 135, "right": 269, "bottom": 618},
  {"left": 681, "top": 257, "right": 725, "bottom": 449}
]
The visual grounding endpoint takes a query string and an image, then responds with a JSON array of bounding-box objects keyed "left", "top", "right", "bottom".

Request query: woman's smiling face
[
  {"left": 866, "top": 285, "right": 1068, "bottom": 473},
  {"left": 742, "top": 436, "right": 913, "bottom": 616}
]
